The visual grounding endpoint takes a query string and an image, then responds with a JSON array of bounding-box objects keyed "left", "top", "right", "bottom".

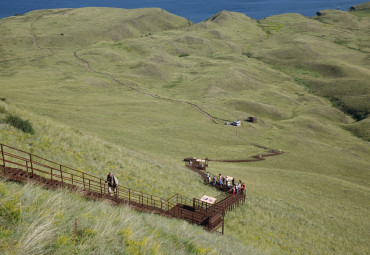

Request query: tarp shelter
[{"left": 184, "top": 157, "right": 208, "bottom": 170}]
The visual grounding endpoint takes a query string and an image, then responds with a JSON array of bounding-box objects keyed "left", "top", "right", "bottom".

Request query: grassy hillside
[
  {"left": 0, "top": 180, "right": 259, "bottom": 255},
  {"left": 0, "top": 3, "right": 369, "bottom": 255},
  {"left": 250, "top": 3, "right": 370, "bottom": 139}
]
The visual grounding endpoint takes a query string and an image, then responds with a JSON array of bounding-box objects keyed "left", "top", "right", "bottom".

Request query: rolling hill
[{"left": 0, "top": 3, "right": 369, "bottom": 255}]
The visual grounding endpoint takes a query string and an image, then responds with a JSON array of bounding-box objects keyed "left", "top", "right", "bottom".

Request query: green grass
[{"left": 0, "top": 3, "right": 370, "bottom": 254}]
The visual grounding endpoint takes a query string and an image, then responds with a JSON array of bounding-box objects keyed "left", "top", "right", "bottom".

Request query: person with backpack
[{"left": 106, "top": 172, "right": 118, "bottom": 195}]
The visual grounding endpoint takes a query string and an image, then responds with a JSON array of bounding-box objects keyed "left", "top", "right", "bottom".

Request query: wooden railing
[
  {"left": 0, "top": 143, "right": 174, "bottom": 213},
  {"left": 0, "top": 143, "right": 245, "bottom": 233}
]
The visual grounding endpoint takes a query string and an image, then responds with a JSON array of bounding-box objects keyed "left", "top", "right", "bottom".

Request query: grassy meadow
[{"left": 0, "top": 3, "right": 370, "bottom": 255}]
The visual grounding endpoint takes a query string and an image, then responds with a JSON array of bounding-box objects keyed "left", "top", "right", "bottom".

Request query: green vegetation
[
  {"left": 179, "top": 53, "right": 190, "bottom": 57},
  {"left": 5, "top": 114, "right": 35, "bottom": 134},
  {"left": 0, "top": 3, "right": 369, "bottom": 254}
]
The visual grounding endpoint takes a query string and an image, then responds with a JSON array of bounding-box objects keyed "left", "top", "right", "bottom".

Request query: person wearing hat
[{"left": 106, "top": 172, "right": 118, "bottom": 195}]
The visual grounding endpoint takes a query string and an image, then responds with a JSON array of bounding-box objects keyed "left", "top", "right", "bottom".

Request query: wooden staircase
[{"left": 0, "top": 143, "right": 245, "bottom": 234}]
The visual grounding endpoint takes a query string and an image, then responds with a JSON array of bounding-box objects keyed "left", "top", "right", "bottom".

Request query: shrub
[
  {"left": 179, "top": 53, "right": 189, "bottom": 57},
  {"left": 0, "top": 106, "right": 6, "bottom": 114},
  {"left": 242, "top": 51, "right": 253, "bottom": 58},
  {"left": 5, "top": 114, "right": 35, "bottom": 134}
]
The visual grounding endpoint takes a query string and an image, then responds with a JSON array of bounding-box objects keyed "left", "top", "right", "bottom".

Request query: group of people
[
  {"left": 205, "top": 172, "right": 245, "bottom": 195},
  {"left": 106, "top": 170, "right": 245, "bottom": 197}
]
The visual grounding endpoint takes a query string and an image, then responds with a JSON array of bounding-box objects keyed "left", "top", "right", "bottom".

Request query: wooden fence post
[
  {"left": 0, "top": 144, "right": 5, "bottom": 170},
  {"left": 60, "top": 165, "right": 63, "bottom": 185},
  {"left": 25, "top": 161, "right": 29, "bottom": 178},
  {"left": 29, "top": 154, "right": 34, "bottom": 177},
  {"left": 82, "top": 173, "right": 85, "bottom": 190},
  {"left": 222, "top": 218, "right": 224, "bottom": 235},
  {"left": 100, "top": 179, "right": 102, "bottom": 195}
]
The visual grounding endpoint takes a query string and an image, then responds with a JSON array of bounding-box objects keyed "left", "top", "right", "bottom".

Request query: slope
[
  {"left": 0, "top": 180, "right": 258, "bottom": 255},
  {"left": 0, "top": 5, "right": 369, "bottom": 255}
]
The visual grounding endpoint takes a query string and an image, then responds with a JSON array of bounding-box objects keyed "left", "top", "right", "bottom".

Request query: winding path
[
  {"left": 73, "top": 51, "right": 219, "bottom": 123},
  {"left": 30, "top": 15, "right": 285, "bottom": 163},
  {"left": 30, "top": 12, "right": 221, "bottom": 124}
]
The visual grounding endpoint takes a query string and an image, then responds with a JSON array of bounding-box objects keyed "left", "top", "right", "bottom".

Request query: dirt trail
[
  {"left": 202, "top": 127, "right": 284, "bottom": 163},
  {"left": 28, "top": 14, "right": 229, "bottom": 124},
  {"left": 73, "top": 50, "right": 219, "bottom": 123},
  {"left": 29, "top": 16, "right": 284, "bottom": 160},
  {"left": 207, "top": 143, "right": 283, "bottom": 163},
  {"left": 30, "top": 17, "right": 40, "bottom": 49}
]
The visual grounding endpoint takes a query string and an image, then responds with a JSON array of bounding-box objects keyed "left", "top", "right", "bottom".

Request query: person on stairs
[{"left": 106, "top": 172, "right": 118, "bottom": 196}]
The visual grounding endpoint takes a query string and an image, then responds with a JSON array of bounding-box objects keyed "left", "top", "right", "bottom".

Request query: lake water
[{"left": 0, "top": 0, "right": 367, "bottom": 22}]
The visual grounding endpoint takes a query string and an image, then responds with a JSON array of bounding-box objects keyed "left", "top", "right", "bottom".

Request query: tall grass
[{"left": 0, "top": 180, "right": 262, "bottom": 255}]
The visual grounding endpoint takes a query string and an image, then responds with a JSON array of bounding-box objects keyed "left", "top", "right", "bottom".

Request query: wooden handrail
[
  {"left": 0, "top": 143, "right": 170, "bottom": 209},
  {"left": 0, "top": 143, "right": 245, "bottom": 233}
]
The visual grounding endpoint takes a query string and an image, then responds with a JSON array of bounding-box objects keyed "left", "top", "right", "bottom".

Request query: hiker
[
  {"left": 241, "top": 183, "right": 246, "bottom": 195},
  {"left": 218, "top": 174, "right": 222, "bottom": 186},
  {"left": 212, "top": 176, "right": 216, "bottom": 186},
  {"left": 232, "top": 177, "right": 235, "bottom": 186},
  {"left": 106, "top": 172, "right": 118, "bottom": 195},
  {"left": 230, "top": 186, "right": 236, "bottom": 196},
  {"left": 235, "top": 185, "right": 238, "bottom": 195},
  {"left": 206, "top": 172, "right": 210, "bottom": 182},
  {"left": 237, "top": 180, "right": 242, "bottom": 190},
  {"left": 222, "top": 176, "right": 226, "bottom": 186}
]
